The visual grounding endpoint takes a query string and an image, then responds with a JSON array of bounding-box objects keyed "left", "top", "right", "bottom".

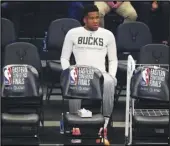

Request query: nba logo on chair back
[
  {"left": 141, "top": 68, "right": 150, "bottom": 86},
  {"left": 3, "top": 66, "right": 12, "bottom": 85},
  {"left": 70, "top": 67, "right": 78, "bottom": 85}
]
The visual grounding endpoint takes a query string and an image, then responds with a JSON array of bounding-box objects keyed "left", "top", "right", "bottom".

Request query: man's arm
[
  {"left": 60, "top": 30, "right": 73, "bottom": 70},
  {"left": 107, "top": 32, "right": 118, "bottom": 78}
]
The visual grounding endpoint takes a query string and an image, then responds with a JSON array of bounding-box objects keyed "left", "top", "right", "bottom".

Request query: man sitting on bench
[{"left": 60, "top": 5, "right": 118, "bottom": 143}]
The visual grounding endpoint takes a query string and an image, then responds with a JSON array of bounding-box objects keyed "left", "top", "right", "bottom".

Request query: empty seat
[
  {"left": 2, "top": 42, "right": 44, "bottom": 125},
  {"left": 139, "top": 44, "right": 169, "bottom": 64},
  {"left": 1, "top": 18, "right": 16, "bottom": 66},
  {"left": 116, "top": 21, "right": 152, "bottom": 54},
  {"left": 115, "top": 22, "right": 152, "bottom": 102},
  {"left": 1, "top": 64, "right": 43, "bottom": 141},
  {"left": 1, "top": 18, "right": 16, "bottom": 50},
  {"left": 125, "top": 53, "right": 169, "bottom": 145},
  {"left": 46, "top": 18, "right": 81, "bottom": 100},
  {"left": 131, "top": 66, "right": 169, "bottom": 126}
]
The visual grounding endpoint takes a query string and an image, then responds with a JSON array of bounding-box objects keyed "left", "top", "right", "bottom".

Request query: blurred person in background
[
  {"left": 94, "top": 1, "right": 137, "bottom": 27},
  {"left": 1, "top": 2, "right": 24, "bottom": 37},
  {"left": 68, "top": 2, "right": 84, "bottom": 23},
  {"left": 68, "top": 2, "right": 93, "bottom": 24},
  {"left": 134, "top": 1, "right": 169, "bottom": 44},
  {"left": 158, "top": 2, "right": 169, "bottom": 45},
  {"left": 168, "top": 7, "right": 170, "bottom": 46}
]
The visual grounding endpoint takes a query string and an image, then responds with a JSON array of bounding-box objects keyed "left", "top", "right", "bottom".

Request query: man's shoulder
[
  {"left": 68, "top": 27, "right": 84, "bottom": 34},
  {"left": 98, "top": 27, "right": 114, "bottom": 36}
]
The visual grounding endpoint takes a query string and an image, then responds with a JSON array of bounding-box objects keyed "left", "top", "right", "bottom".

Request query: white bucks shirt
[{"left": 60, "top": 27, "right": 118, "bottom": 78}]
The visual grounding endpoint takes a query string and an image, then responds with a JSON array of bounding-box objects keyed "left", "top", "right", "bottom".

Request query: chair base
[{"left": 63, "top": 126, "right": 107, "bottom": 145}]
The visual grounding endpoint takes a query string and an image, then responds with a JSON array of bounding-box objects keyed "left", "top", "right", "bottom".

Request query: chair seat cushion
[
  {"left": 65, "top": 113, "right": 104, "bottom": 126},
  {"left": 133, "top": 115, "right": 169, "bottom": 126},
  {"left": 2, "top": 113, "right": 39, "bottom": 124},
  {"left": 46, "top": 60, "right": 62, "bottom": 72}
]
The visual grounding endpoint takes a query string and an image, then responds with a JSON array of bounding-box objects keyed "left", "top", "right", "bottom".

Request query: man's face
[{"left": 84, "top": 11, "right": 100, "bottom": 31}]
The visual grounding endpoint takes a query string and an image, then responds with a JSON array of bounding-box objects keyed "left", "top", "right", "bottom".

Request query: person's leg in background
[
  {"left": 95, "top": 1, "right": 137, "bottom": 27},
  {"left": 94, "top": 2, "right": 111, "bottom": 28},
  {"left": 134, "top": 2, "right": 162, "bottom": 43},
  {"left": 135, "top": 2, "right": 152, "bottom": 26},
  {"left": 68, "top": 2, "right": 84, "bottom": 23},
  {"left": 115, "top": 2, "right": 137, "bottom": 23},
  {"left": 159, "top": 2, "right": 170, "bottom": 44}
]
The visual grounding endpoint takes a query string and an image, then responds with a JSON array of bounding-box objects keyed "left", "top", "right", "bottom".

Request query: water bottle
[
  {"left": 42, "top": 31, "right": 48, "bottom": 52},
  {"left": 60, "top": 113, "right": 64, "bottom": 134}
]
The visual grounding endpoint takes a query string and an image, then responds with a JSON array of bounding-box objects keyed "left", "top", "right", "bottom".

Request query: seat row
[{"left": 1, "top": 17, "right": 169, "bottom": 146}]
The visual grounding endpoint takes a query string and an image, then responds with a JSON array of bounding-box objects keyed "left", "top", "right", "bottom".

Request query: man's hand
[
  {"left": 107, "top": 1, "right": 123, "bottom": 9},
  {"left": 112, "top": 2, "right": 123, "bottom": 9}
]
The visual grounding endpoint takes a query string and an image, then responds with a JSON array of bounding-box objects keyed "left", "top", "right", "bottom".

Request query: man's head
[{"left": 83, "top": 5, "right": 100, "bottom": 31}]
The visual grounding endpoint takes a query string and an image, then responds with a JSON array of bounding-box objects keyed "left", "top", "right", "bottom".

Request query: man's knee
[
  {"left": 103, "top": 74, "right": 117, "bottom": 87},
  {"left": 117, "top": 2, "right": 138, "bottom": 22},
  {"left": 125, "top": 7, "right": 138, "bottom": 21},
  {"left": 95, "top": 2, "right": 110, "bottom": 16}
]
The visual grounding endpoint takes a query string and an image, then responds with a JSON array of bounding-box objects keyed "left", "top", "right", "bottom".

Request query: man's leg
[
  {"left": 69, "top": 99, "right": 81, "bottom": 136},
  {"left": 102, "top": 73, "right": 116, "bottom": 117},
  {"left": 69, "top": 99, "right": 81, "bottom": 114},
  {"left": 94, "top": 2, "right": 111, "bottom": 28},
  {"left": 99, "top": 72, "right": 117, "bottom": 139},
  {"left": 116, "top": 2, "right": 138, "bottom": 23}
]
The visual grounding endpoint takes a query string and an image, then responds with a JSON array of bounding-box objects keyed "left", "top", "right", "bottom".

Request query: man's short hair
[{"left": 83, "top": 5, "right": 99, "bottom": 17}]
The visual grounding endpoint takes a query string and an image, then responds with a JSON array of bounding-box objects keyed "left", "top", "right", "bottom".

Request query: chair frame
[
  {"left": 45, "top": 61, "right": 62, "bottom": 101},
  {"left": 125, "top": 55, "right": 169, "bottom": 145},
  {"left": 46, "top": 57, "right": 76, "bottom": 101}
]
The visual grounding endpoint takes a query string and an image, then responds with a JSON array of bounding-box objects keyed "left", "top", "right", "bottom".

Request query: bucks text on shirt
[{"left": 60, "top": 27, "right": 118, "bottom": 78}]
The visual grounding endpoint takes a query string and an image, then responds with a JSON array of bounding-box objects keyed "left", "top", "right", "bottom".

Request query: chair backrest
[
  {"left": 131, "top": 66, "right": 169, "bottom": 102},
  {"left": 139, "top": 44, "right": 169, "bottom": 64},
  {"left": 60, "top": 65, "right": 104, "bottom": 100},
  {"left": 1, "top": 18, "right": 16, "bottom": 49},
  {"left": 3, "top": 42, "right": 42, "bottom": 74},
  {"left": 116, "top": 22, "right": 152, "bottom": 52},
  {"left": 47, "top": 18, "right": 81, "bottom": 60},
  {"left": 2, "top": 64, "right": 40, "bottom": 97}
]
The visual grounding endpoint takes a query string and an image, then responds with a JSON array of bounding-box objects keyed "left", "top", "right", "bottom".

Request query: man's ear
[{"left": 83, "top": 17, "right": 87, "bottom": 24}]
